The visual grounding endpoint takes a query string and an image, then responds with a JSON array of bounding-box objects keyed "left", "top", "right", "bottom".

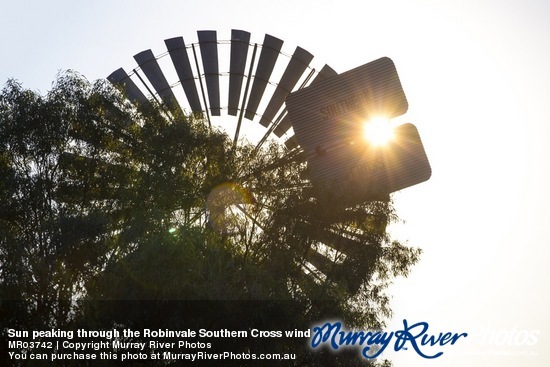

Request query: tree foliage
[{"left": 0, "top": 72, "right": 421, "bottom": 366}]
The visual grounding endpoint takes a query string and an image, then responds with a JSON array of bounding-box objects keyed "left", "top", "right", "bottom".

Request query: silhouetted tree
[{"left": 0, "top": 72, "right": 420, "bottom": 366}]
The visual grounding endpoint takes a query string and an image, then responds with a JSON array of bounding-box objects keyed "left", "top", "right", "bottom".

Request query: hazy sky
[{"left": 2, "top": 1, "right": 549, "bottom": 366}]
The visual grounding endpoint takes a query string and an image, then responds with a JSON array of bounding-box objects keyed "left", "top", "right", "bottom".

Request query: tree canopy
[{"left": 0, "top": 72, "right": 421, "bottom": 366}]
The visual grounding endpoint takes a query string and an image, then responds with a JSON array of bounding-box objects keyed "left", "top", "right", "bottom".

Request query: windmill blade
[
  {"left": 107, "top": 68, "right": 149, "bottom": 106},
  {"left": 228, "top": 29, "right": 251, "bottom": 116},
  {"left": 197, "top": 30, "right": 221, "bottom": 116},
  {"left": 165, "top": 37, "right": 203, "bottom": 114},
  {"left": 134, "top": 49, "right": 181, "bottom": 113},
  {"left": 244, "top": 34, "right": 284, "bottom": 121}
]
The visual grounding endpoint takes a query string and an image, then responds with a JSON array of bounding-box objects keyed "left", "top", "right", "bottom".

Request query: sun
[{"left": 363, "top": 116, "right": 395, "bottom": 146}]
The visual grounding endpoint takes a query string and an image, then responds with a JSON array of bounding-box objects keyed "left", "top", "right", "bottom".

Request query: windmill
[{"left": 105, "top": 29, "right": 430, "bottom": 296}]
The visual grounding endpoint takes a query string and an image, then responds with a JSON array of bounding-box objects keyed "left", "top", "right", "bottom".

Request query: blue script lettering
[
  {"left": 394, "top": 320, "right": 467, "bottom": 359},
  {"left": 311, "top": 322, "right": 393, "bottom": 358},
  {"left": 311, "top": 319, "right": 467, "bottom": 359}
]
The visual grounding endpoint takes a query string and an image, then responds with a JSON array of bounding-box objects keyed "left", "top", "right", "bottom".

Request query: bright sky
[{"left": 2, "top": 1, "right": 549, "bottom": 366}]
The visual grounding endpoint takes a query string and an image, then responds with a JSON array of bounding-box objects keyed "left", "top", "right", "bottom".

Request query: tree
[{"left": 0, "top": 72, "right": 421, "bottom": 366}]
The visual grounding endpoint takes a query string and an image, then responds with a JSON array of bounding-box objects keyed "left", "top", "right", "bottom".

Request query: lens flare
[
  {"left": 206, "top": 182, "right": 254, "bottom": 232},
  {"left": 363, "top": 117, "right": 394, "bottom": 146}
]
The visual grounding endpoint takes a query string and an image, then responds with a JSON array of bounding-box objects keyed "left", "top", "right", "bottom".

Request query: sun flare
[{"left": 363, "top": 117, "right": 394, "bottom": 146}]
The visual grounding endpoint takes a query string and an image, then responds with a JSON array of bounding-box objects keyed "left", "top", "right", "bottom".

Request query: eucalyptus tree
[{"left": 0, "top": 72, "right": 420, "bottom": 366}]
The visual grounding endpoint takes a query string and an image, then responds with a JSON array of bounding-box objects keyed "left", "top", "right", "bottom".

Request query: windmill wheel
[
  {"left": 105, "top": 29, "right": 389, "bottom": 298},
  {"left": 108, "top": 29, "right": 337, "bottom": 150}
]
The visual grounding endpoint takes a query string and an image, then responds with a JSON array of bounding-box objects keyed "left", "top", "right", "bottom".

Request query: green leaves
[{"left": 1, "top": 71, "right": 420, "bottom": 366}]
